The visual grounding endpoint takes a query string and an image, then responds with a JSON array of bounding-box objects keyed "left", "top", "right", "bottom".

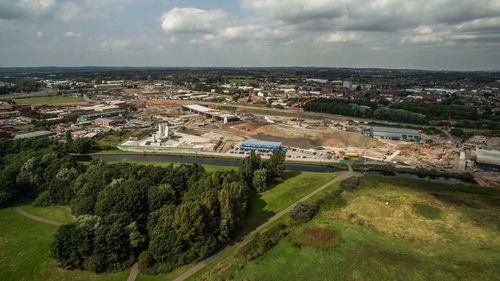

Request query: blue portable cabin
[{"left": 240, "top": 140, "right": 282, "bottom": 152}]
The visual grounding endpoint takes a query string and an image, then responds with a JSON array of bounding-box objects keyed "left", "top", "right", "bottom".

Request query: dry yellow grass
[{"left": 326, "top": 187, "right": 500, "bottom": 245}]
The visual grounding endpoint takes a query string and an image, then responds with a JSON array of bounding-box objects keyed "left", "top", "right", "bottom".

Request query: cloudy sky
[{"left": 0, "top": 0, "right": 499, "bottom": 70}]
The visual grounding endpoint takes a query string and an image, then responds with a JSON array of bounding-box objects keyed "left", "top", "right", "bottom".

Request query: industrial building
[
  {"left": 181, "top": 104, "right": 240, "bottom": 122},
  {"left": 240, "top": 139, "right": 282, "bottom": 152},
  {"left": 79, "top": 111, "right": 122, "bottom": 120},
  {"left": 475, "top": 150, "right": 500, "bottom": 168},
  {"left": 366, "top": 126, "right": 421, "bottom": 142},
  {"left": 14, "top": 130, "right": 54, "bottom": 139}
]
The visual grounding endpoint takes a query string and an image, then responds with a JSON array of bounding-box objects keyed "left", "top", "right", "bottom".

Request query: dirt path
[
  {"left": 14, "top": 206, "right": 65, "bottom": 226},
  {"left": 173, "top": 171, "right": 357, "bottom": 281},
  {"left": 127, "top": 263, "right": 139, "bottom": 281}
]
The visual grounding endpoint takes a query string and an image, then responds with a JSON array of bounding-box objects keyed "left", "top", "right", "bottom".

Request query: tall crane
[
  {"left": 291, "top": 98, "right": 315, "bottom": 107},
  {"left": 296, "top": 96, "right": 300, "bottom": 126},
  {"left": 210, "top": 101, "right": 219, "bottom": 122}
]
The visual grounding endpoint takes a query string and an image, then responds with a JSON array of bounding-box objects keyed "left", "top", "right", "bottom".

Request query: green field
[
  {"left": 228, "top": 77, "right": 258, "bottom": 84},
  {"left": 20, "top": 205, "right": 75, "bottom": 224},
  {"left": 0, "top": 207, "right": 130, "bottom": 281},
  {"left": 96, "top": 129, "right": 153, "bottom": 147},
  {"left": 197, "top": 175, "right": 500, "bottom": 280},
  {"left": 13, "top": 96, "right": 84, "bottom": 105},
  {"left": 238, "top": 171, "right": 337, "bottom": 235},
  {"left": 81, "top": 160, "right": 237, "bottom": 173}
]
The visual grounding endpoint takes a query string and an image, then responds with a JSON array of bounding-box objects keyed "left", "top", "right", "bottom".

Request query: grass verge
[{"left": 0, "top": 207, "right": 130, "bottom": 281}]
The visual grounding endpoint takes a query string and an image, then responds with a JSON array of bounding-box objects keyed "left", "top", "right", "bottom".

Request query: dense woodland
[
  {"left": 0, "top": 138, "right": 285, "bottom": 274},
  {"left": 304, "top": 98, "right": 500, "bottom": 130}
]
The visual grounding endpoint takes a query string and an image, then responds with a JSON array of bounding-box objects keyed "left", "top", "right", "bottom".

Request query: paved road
[
  {"left": 14, "top": 206, "right": 65, "bottom": 226},
  {"left": 173, "top": 171, "right": 357, "bottom": 281}
]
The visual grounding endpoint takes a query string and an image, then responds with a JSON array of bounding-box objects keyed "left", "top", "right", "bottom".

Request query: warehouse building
[
  {"left": 366, "top": 126, "right": 421, "bottom": 142},
  {"left": 475, "top": 150, "right": 500, "bottom": 168},
  {"left": 181, "top": 104, "right": 240, "bottom": 122},
  {"left": 240, "top": 140, "right": 282, "bottom": 152},
  {"left": 15, "top": 130, "right": 54, "bottom": 139}
]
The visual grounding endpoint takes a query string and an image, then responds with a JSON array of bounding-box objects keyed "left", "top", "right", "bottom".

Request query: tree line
[
  {"left": 0, "top": 138, "right": 286, "bottom": 274},
  {"left": 304, "top": 98, "right": 497, "bottom": 127}
]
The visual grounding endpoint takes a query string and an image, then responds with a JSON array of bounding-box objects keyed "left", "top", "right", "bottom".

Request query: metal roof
[
  {"left": 371, "top": 126, "right": 420, "bottom": 135},
  {"left": 14, "top": 130, "right": 54, "bottom": 139},
  {"left": 475, "top": 150, "right": 500, "bottom": 166},
  {"left": 183, "top": 104, "right": 214, "bottom": 113},
  {"left": 242, "top": 139, "right": 282, "bottom": 147}
]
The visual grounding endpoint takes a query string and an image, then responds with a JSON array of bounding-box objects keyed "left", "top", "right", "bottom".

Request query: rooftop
[{"left": 371, "top": 126, "right": 420, "bottom": 135}]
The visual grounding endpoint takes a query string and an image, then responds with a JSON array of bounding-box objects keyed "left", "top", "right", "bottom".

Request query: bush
[
  {"left": 138, "top": 250, "right": 155, "bottom": 273},
  {"left": 32, "top": 191, "right": 52, "bottom": 207},
  {"left": 290, "top": 202, "right": 319, "bottom": 222},
  {"left": 340, "top": 176, "right": 360, "bottom": 192},
  {"left": 238, "top": 223, "right": 287, "bottom": 260}
]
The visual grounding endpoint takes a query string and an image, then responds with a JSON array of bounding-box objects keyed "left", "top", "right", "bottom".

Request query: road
[{"left": 172, "top": 170, "right": 357, "bottom": 281}]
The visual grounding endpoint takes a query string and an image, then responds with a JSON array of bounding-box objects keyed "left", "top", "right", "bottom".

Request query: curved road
[{"left": 173, "top": 170, "right": 357, "bottom": 281}]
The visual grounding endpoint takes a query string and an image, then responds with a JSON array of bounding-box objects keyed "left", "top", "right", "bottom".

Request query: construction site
[{"left": 117, "top": 102, "right": 495, "bottom": 174}]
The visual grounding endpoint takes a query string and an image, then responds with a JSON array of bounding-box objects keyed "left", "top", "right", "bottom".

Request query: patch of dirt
[
  {"left": 303, "top": 227, "right": 342, "bottom": 247},
  {"left": 253, "top": 133, "right": 321, "bottom": 148},
  {"left": 176, "top": 126, "right": 203, "bottom": 136},
  {"left": 254, "top": 124, "right": 382, "bottom": 148}
]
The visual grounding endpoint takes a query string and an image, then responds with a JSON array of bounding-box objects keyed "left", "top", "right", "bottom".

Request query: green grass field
[
  {"left": 228, "top": 77, "right": 258, "bottom": 84},
  {"left": 20, "top": 205, "right": 75, "bottom": 223},
  {"left": 197, "top": 175, "right": 500, "bottom": 281},
  {"left": 13, "top": 96, "right": 84, "bottom": 105},
  {"left": 0, "top": 207, "right": 130, "bottom": 281},
  {"left": 238, "top": 171, "right": 337, "bottom": 235},
  {"left": 96, "top": 129, "right": 153, "bottom": 147},
  {"left": 80, "top": 160, "right": 237, "bottom": 173}
]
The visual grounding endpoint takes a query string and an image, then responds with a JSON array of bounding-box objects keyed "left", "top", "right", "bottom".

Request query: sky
[{"left": 0, "top": 0, "right": 499, "bottom": 70}]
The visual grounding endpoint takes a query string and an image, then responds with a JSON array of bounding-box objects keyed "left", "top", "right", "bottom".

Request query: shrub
[
  {"left": 138, "top": 250, "right": 155, "bottom": 274},
  {"left": 290, "top": 202, "right": 319, "bottom": 221},
  {"left": 340, "top": 176, "right": 360, "bottom": 192},
  {"left": 32, "top": 191, "right": 52, "bottom": 207},
  {"left": 238, "top": 223, "right": 287, "bottom": 260}
]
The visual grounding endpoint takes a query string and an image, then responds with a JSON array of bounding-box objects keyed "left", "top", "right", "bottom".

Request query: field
[
  {"left": 20, "top": 205, "right": 75, "bottom": 224},
  {"left": 197, "top": 175, "right": 500, "bottom": 281},
  {"left": 80, "top": 160, "right": 237, "bottom": 173},
  {"left": 0, "top": 207, "right": 130, "bottom": 281},
  {"left": 96, "top": 129, "right": 153, "bottom": 147},
  {"left": 228, "top": 77, "right": 258, "bottom": 84},
  {"left": 13, "top": 96, "right": 84, "bottom": 105}
]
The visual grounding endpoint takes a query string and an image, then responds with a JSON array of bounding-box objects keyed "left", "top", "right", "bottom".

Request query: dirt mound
[
  {"left": 176, "top": 126, "right": 202, "bottom": 136},
  {"left": 254, "top": 124, "right": 382, "bottom": 148},
  {"left": 253, "top": 133, "right": 320, "bottom": 148}
]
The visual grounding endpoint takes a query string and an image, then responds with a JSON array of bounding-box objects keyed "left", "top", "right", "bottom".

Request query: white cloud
[
  {"left": 161, "top": 7, "right": 231, "bottom": 33},
  {"left": 316, "top": 32, "right": 361, "bottom": 43},
  {"left": 54, "top": 2, "right": 85, "bottom": 22},
  {"left": 100, "top": 39, "right": 131, "bottom": 49},
  {"left": 65, "top": 31, "right": 83, "bottom": 38},
  {"left": 36, "top": 31, "right": 43, "bottom": 38},
  {"left": 0, "top": 0, "right": 56, "bottom": 20}
]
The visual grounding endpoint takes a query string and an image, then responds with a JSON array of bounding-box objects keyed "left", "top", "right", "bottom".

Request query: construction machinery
[{"left": 210, "top": 101, "right": 219, "bottom": 122}]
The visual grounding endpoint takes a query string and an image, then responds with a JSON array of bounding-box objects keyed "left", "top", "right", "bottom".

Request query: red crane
[{"left": 291, "top": 98, "right": 315, "bottom": 107}]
